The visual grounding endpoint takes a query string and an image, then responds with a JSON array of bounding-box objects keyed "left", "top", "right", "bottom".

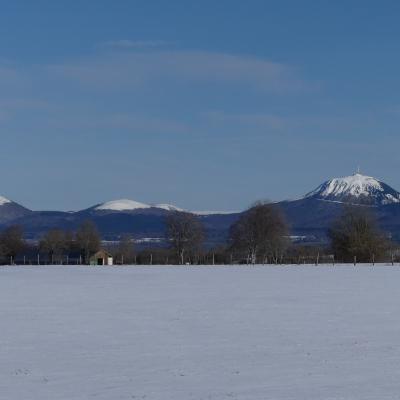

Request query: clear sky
[{"left": 1, "top": 0, "right": 400, "bottom": 211}]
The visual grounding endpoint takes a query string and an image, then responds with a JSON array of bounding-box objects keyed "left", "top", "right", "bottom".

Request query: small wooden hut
[{"left": 90, "top": 250, "right": 113, "bottom": 266}]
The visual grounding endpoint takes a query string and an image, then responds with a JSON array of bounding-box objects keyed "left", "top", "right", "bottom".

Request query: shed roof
[{"left": 91, "top": 249, "right": 113, "bottom": 259}]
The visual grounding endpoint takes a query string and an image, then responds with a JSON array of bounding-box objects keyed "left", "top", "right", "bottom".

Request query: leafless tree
[
  {"left": 230, "top": 201, "right": 289, "bottom": 264},
  {"left": 76, "top": 220, "right": 101, "bottom": 264},
  {"left": 64, "top": 230, "right": 75, "bottom": 253},
  {"left": 115, "top": 234, "right": 136, "bottom": 264},
  {"left": 329, "top": 205, "right": 389, "bottom": 263},
  {"left": 165, "top": 212, "right": 204, "bottom": 264},
  {"left": 0, "top": 225, "right": 25, "bottom": 262},
  {"left": 40, "top": 229, "right": 68, "bottom": 264}
]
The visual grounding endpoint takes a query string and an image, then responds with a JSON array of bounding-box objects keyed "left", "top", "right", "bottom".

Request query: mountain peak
[
  {"left": 95, "top": 199, "right": 185, "bottom": 212},
  {"left": 305, "top": 173, "right": 400, "bottom": 205},
  {"left": 154, "top": 204, "right": 185, "bottom": 212},
  {"left": 95, "top": 199, "right": 151, "bottom": 211},
  {"left": 0, "top": 196, "right": 11, "bottom": 206}
]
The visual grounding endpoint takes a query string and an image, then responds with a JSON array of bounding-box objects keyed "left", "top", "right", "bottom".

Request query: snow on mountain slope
[
  {"left": 95, "top": 199, "right": 185, "bottom": 212},
  {"left": 0, "top": 195, "right": 32, "bottom": 223},
  {"left": 305, "top": 173, "right": 400, "bottom": 205},
  {"left": 96, "top": 199, "right": 151, "bottom": 211},
  {"left": 0, "top": 196, "right": 11, "bottom": 206},
  {"left": 95, "top": 199, "right": 231, "bottom": 214},
  {"left": 154, "top": 204, "right": 185, "bottom": 212}
]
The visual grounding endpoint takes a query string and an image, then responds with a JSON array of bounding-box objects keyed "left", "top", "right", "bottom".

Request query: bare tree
[
  {"left": 165, "top": 212, "right": 204, "bottom": 264},
  {"left": 230, "top": 201, "right": 289, "bottom": 264},
  {"left": 115, "top": 234, "right": 136, "bottom": 264},
  {"left": 0, "top": 225, "right": 25, "bottom": 262},
  {"left": 329, "top": 206, "right": 389, "bottom": 263},
  {"left": 64, "top": 230, "right": 75, "bottom": 254},
  {"left": 76, "top": 220, "right": 101, "bottom": 264},
  {"left": 40, "top": 229, "right": 68, "bottom": 264}
]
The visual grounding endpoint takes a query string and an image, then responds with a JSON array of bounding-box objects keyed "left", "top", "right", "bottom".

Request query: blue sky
[{"left": 1, "top": 0, "right": 400, "bottom": 211}]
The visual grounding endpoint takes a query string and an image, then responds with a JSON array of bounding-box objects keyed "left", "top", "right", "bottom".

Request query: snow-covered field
[{"left": 1, "top": 265, "right": 400, "bottom": 400}]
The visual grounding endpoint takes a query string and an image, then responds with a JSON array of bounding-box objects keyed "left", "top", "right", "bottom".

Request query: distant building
[{"left": 90, "top": 250, "right": 113, "bottom": 266}]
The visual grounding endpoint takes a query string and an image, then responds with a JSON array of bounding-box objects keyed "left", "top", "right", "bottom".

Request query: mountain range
[{"left": 2, "top": 173, "right": 400, "bottom": 245}]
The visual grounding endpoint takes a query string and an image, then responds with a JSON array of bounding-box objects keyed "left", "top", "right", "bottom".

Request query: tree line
[
  {"left": 0, "top": 221, "right": 101, "bottom": 264},
  {"left": 0, "top": 202, "right": 394, "bottom": 265},
  {"left": 164, "top": 202, "right": 393, "bottom": 265}
]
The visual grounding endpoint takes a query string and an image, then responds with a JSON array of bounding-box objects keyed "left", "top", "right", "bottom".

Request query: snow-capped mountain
[
  {"left": 304, "top": 173, "right": 400, "bottom": 206},
  {"left": 93, "top": 199, "right": 227, "bottom": 215},
  {"left": 3, "top": 172, "right": 400, "bottom": 244},
  {"left": 0, "top": 196, "right": 11, "bottom": 206},
  {"left": 0, "top": 195, "right": 32, "bottom": 223},
  {"left": 94, "top": 199, "right": 184, "bottom": 213},
  {"left": 153, "top": 204, "right": 185, "bottom": 212},
  {"left": 95, "top": 199, "right": 151, "bottom": 211}
]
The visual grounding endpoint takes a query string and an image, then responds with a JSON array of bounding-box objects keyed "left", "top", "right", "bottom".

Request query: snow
[
  {"left": 308, "top": 173, "right": 382, "bottom": 197},
  {"left": 1, "top": 265, "right": 400, "bottom": 399},
  {"left": 95, "top": 199, "right": 235, "bottom": 215},
  {"left": 193, "top": 210, "right": 238, "bottom": 215},
  {"left": 96, "top": 199, "right": 183, "bottom": 212},
  {"left": 305, "top": 173, "right": 400, "bottom": 204},
  {"left": 96, "top": 199, "right": 151, "bottom": 211},
  {"left": 0, "top": 195, "right": 11, "bottom": 206},
  {"left": 154, "top": 203, "right": 185, "bottom": 212},
  {"left": 134, "top": 237, "right": 163, "bottom": 243}
]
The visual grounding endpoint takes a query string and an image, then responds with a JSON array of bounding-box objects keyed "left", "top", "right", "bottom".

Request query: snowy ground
[{"left": 1, "top": 265, "right": 400, "bottom": 400}]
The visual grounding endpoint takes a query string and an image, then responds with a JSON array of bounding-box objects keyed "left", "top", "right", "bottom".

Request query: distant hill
[
  {"left": 2, "top": 173, "right": 400, "bottom": 245},
  {"left": 0, "top": 195, "right": 32, "bottom": 223}
]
